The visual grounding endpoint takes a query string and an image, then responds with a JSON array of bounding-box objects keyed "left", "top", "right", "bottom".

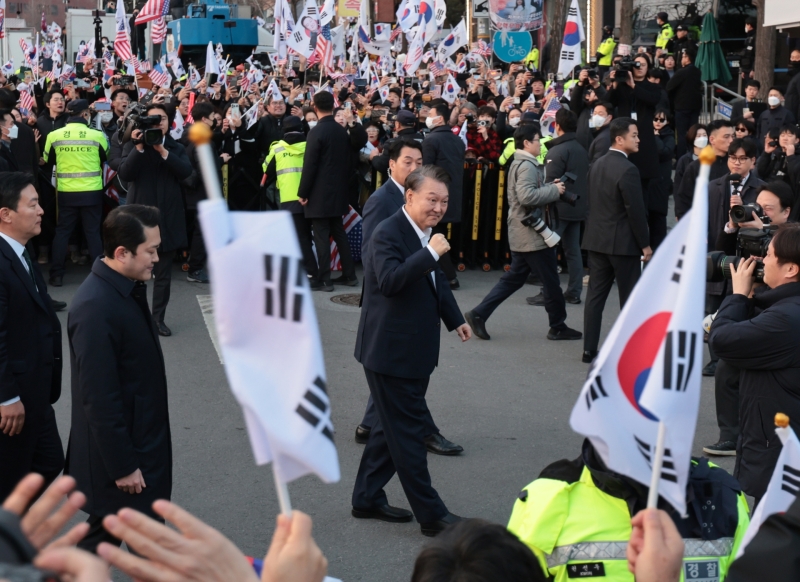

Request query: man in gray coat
[{"left": 464, "top": 124, "right": 582, "bottom": 341}]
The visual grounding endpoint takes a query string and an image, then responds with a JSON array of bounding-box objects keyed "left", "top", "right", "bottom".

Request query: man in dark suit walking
[
  {"left": 353, "top": 140, "right": 463, "bottom": 456},
  {"left": 298, "top": 91, "right": 366, "bottom": 291},
  {"left": 352, "top": 166, "right": 472, "bottom": 537},
  {"left": 0, "top": 172, "right": 64, "bottom": 500},
  {"left": 66, "top": 205, "right": 172, "bottom": 551},
  {"left": 582, "top": 118, "right": 652, "bottom": 363}
]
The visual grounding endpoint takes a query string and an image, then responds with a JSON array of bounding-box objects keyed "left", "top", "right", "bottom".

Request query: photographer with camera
[
  {"left": 757, "top": 87, "right": 796, "bottom": 145},
  {"left": 757, "top": 125, "right": 800, "bottom": 186},
  {"left": 116, "top": 103, "right": 192, "bottom": 336},
  {"left": 570, "top": 68, "right": 607, "bottom": 151},
  {"left": 607, "top": 53, "right": 662, "bottom": 195},
  {"left": 709, "top": 223, "right": 800, "bottom": 504},
  {"left": 464, "top": 123, "right": 582, "bottom": 342}
]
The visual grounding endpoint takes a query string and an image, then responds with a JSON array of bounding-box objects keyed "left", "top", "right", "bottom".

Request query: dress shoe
[
  {"left": 702, "top": 361, "right": 717, "bottom": 377},
  {"left": 547, "top": 327, "right": 582, "bottom": 341},
  {"left": 49, "top": 275, "right": 63, "bottom": 287},
  {"left": 50, "top": 299, "right": 67, "bottom": 312},
  {"left": 425, "top": 433, "right": 463, "bottom": 456},
  {"left": 564, "top": 293, "right": 581, "bottom": 304},
  {"left": 156, "top": 322, "right": 172, "bottom": 337},
  {"left": 582, "top": 350, "right": 599, "bottom": 363},
  {"left": 449, "top": 278, "right": 460, "bottom": 290},
  {"left": 352, "top": 504, "right": 413, "bottom": 523},
  {"left": 702, "top": 440, "right": 737, "bottom": 456},
  {"left": 464, "top": 310, "right": 490, "bottom": 340},
  {"left": 332, "top": 275, "right": 359, "bottom": 286},
  {"left": 420, "top": 512, "right": 463, "bottom": 537},
  {"left": 355, "top": 424, "right": 370, "bottom": 444},
  {"left": 311, "top": 280, "right": 334, "bottom": 292},
  {"left": 526, "top": 292, "right": 545, "bottom": 306}
]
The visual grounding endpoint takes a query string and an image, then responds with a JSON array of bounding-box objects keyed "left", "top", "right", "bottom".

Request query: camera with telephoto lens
[
  {"left": 556, "top": 172, "right": 579, "bottom": 207},
  {"left": 730, "top": 202, "right": 763, "bottom": 224},
  {"left": 0, "top": 509, "right": 60, "bottom": 581},
  {"left": 706, "top": 227, "right": 774, "bottom": 283},
  {"left": 520, "top": 207, "right": 561, "bottom": 247},
  {"left": 119, "top": 103, "right": 163, "bottom": 147},
  {"left": 613, "top": 56, "right": 641, "bottom": 81},
  {"left": 465, "top": 114, "right": 476, "bottom": 124}
]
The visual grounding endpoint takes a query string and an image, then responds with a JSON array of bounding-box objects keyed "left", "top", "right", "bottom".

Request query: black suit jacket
[
  {"left": 582, "top": 150, "right": 650, "bottom": 256},
  {"left": 65, "top": 259, "right": 172, "bottom": 517},
  {"left": 355, "top": 209, "right": 465, "bottom": 379},
  {"left": 361, "top": 179, "right": 404, "bottom": 256},
  {"left": 422, "top": 125, "right": 466, "bottom": 223},
  {"left": 0, "top": 237, "right": 62, "bottom": 413},
  {"left": 10, "top": 123, "right": 39, "bottom": 187}
]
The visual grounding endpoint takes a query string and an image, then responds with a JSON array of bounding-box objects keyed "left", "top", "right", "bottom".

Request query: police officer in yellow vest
[
  {"left": 524, "top": 47, "right": 540, "bottom": 71},
  {"left": 595, "top": 26, "right": 617, "bottom": 78},
  {"left": 263, "top": 115, "right": 317, "bottom": 279},
  {"left": 500, "top": 113, "right": 552, "bottom": 166},
  {"left": 655, "top": 12, "right": 675, "bottom": 54},
  {"left": 43, "top": 99, "right": 109, "bottom": 287},
  {"left": 508, "top": 440, "right": 750, "bottom": 582}
]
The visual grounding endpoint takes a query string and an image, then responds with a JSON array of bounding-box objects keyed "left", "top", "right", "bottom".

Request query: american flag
[
  {"left": 130, "top": 56, "right": 142, "bottom": 72},
  {"left": 148, "top": 62, "right": 170, "bottom": 86},
  {"left": 139, "top": 59, "right": 152, "bottom": 72},
  {"left": 309, "top": 22, "right": 333, "bottom": 71},
  {"left": 151, "top": 17, "right": 167, "bottom": 44},
  {"left": 330, "top": 206, "right": 363, "bottom": 269},
  {"left": 429, "top": 60, "right": 444, "bottom": 76},
  {"left": 389, "top": 26, "right": 402, "bottom": 41},
  {"left": 114, "top": 1, "right": 133, "bottom": 62},
  {"left": 18, "top": 90, "right": 35, "bottom": 116},
  {"left": 135, "top": 0, "right": 170, "bottom": 25},
  {"left": 103, "top": 164, "right": 120, "bottom": 203},
  {"left": 473, "top": 40, "right": 492, "bottom": 57}
]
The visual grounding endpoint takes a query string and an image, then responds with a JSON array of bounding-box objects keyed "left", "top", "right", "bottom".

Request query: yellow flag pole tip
[
  {"left": 189, "top": 122, "right": 213, "bottom": 146},
  {"left": 699, "top": 145, "right": 716, "bottom": 166},
  {"left": 776, "top": 413, "right": 790, "bottom": 428}
]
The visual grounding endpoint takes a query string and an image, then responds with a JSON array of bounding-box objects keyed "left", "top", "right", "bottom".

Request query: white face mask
[
  {"left": 508, "top": 116, "right": 521, "bottom": 127},
  {"left": 99, "top": 112, "right": 113, "bottom": 124},
  {"left": 425, "top": 115, "right": 439, "bottom": 129},
  {"left": 693, "top": 135, "right": 708, "bottom": 148},
  {"left": 6, "top": 124, "right": 18, "bottom": 140},
  {"left": 768, "top": 96, "right": 781, "bottom": 107},
  {"left": 307, "top": 120, "right": 317, "bottom": 128},
  {"left": 590, "top": 115, "right": 607, "bottom": 129}
]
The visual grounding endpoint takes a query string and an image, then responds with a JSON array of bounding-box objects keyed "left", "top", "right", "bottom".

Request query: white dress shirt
[
  {"left": 401, "top": 206, "right": 439, "bottom": 288},
  {"left": 391, "top": 176, "right": 405, "bottom": 196},
  {"left": 609, "top": 147, "right": 628, "bottom": 158},
  {"left": 0, "top": 231, "right": 29, "bottom": 407}
]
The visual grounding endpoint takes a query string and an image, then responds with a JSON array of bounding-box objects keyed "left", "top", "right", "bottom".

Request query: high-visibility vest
[
  {"left": 43, "top": 121, "right": 108, "bottom": 193},
  {"left": 656, "top": 23, "right": 675, "bottom": 50},
  {"left": 499, "top": 135, "right": 550, "bottom": 166},
  {"left": 524, "top": 48, "right": 540, "bottom": 70},
  {"left": 263, "top": 139, "right": 306, "bottom": 204},
  {"left": 596, "top": 37, "right": 616, "bottom": 66},
  {"left": 508, "top": 460, "right": 750, "bottom": 582}
]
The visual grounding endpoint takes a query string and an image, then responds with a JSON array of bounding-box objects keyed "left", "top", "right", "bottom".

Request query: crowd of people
[{"left": 1, "top": 8, "right": 800, "bottom": 582}]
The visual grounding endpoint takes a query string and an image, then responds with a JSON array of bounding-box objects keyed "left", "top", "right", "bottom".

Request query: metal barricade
[{"left": 708, "top": 83, "right": 744, "bottom": 122}]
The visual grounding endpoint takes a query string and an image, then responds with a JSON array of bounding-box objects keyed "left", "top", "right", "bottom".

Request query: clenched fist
[{"left": 429, "top": 233, "right": 451, "bottom": 257}]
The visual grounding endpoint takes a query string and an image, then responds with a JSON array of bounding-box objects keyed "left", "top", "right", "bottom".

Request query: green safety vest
[
  {"left": 656, "top": 23, "right": 675, "bottom": 50},
  {"left": 499, "top": 135, "right": 550, "bottom": 166},
  {"left": 263, "top": 140, "right": 306, "bottom": 204},
  {"left": 596, "top": 37, "right": 617, "bottom": 66},
  {"left": 43, "top": 122, "right": 109, "bottom": 193},
  {"left": 508, "top": 462, "right": 750, "bottom": 582},
  {"left": 524, "top": 48, "right": 540, "bottom": 70}
]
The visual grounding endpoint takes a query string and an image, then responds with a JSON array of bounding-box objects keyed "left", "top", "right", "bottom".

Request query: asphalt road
[{"left": 45, "top": 250, "right": 734, "bottom": 582}]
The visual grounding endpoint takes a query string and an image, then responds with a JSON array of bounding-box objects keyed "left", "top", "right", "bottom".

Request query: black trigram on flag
[
  {"left": 635, "top": 435, "right": 678, "bottom": 483},
  {"left": 782, "top": 465, "right": 800, "bottom": 496},
  {"left": 561, "top": 50, "right": 576, "bottom": 60},
  {"left": 585, "top": 374, "right": 608, "bottom": 410},
  {"left": 293, "top": 30, "right": 304, "bottom": 43},
  {"left": 264, "top": 255, "right": 305, "bottom": 322},
  {"left": 568, "top": 6, "right": 578, "bottom": 16},
  {"left": 662, "top": 330, "right": 698, "bottom": 392},
  {"left": 671, "top": 245, "right": 686, "bottom": 283},
  {"left": 295, "top": 376, "right": 334, "bottom": 443}
]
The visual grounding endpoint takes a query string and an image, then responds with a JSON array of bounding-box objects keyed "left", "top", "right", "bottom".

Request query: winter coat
[
  {"left": 422, "top": 124, "right": 466, "bottom": 223},
  {"left": 543, "top": 132, "right": 589, "bottom": 221},
  {"left": 506, "top": 150, "right": 561, "bottom": 253}
]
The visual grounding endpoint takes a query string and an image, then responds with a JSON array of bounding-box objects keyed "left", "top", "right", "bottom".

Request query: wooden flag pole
[{"left": 647, "top": 421, "right": 667, "bottom": 508}]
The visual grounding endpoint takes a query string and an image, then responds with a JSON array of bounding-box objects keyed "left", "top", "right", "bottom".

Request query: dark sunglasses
[{"left": 654, "top": 117, "right": 666, "bottom": 122}]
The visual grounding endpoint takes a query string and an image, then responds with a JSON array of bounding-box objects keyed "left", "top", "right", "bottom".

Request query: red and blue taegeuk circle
[
  {"left": 563, "top": 21, "right": 581, "bottom": 46},
  {"left": 616, "top": 312, "right": 671, "bottom": 421}
]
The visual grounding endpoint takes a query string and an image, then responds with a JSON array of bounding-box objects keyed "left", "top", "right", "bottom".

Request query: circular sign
[{"left": 492, "top": 31, "right": 533, "bottom": 63}]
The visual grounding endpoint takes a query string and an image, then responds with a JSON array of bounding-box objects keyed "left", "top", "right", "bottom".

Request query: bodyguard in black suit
[
  {"left": 66, "top": 205, "right": 172, "bottom": 551},
  {"left": 354, "top": 140, "right": 463, "bottom": 456},
  {"left": 582, "top": 119, "right": 652, "bottom": 362},
  {"left": 352, "top": 166, "right": 472, "bottom": 537},
  {"left": 0, "top": 173, "right": 63, "bottom": 500}
]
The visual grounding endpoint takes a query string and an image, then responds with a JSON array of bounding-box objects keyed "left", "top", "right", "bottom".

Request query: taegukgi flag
[
  {"left": 569, "top": 149, "right": 712, "bottom": 516},
  {"left": 736, "top": 420, "right": 800, "bottom": 557},
  {"left": 198, "top": 199, "right": 340, "bottom": 485},
  {"left": 557, "top": 0, "right": 585, "bottom": 77}
]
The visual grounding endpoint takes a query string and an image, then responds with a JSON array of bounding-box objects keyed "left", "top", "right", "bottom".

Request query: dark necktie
[{"left": 21, "top": 248, "right": 38, "bottom": 291}]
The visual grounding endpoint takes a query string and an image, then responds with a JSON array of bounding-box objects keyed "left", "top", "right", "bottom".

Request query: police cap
[{"left": 67, "top": 99, "right": 90, "bottom": 114}]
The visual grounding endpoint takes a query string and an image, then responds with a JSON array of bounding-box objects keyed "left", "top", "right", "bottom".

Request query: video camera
[
  {"left": 119, "top": 103, "right": 163, "bottom": 147},
  {"left": 707, "top": 227, "right": 774, "bottom": 284},
  {"left": 556, "top": 172, "right": 579, "bottom": 207}
]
